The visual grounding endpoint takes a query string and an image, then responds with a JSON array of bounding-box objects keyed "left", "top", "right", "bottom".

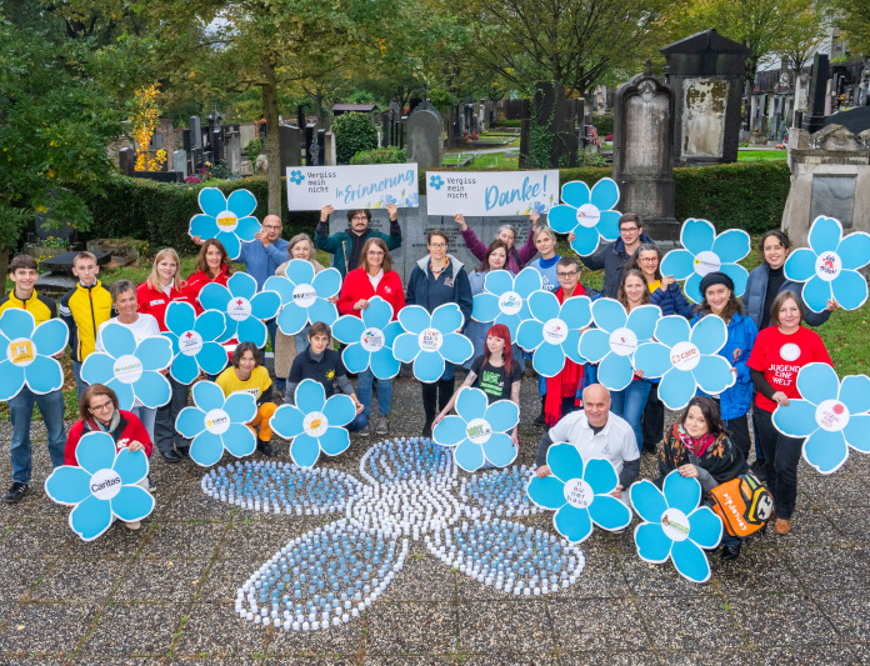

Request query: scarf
[
  {"left": 674, "top": 423, "right": 717, "bottom": 458},
  {"left": 544, "top": 286, "right": 586, "bottom": 426},
  {"left": 85, "top": 410, "right": 121, "bottom": 436}
]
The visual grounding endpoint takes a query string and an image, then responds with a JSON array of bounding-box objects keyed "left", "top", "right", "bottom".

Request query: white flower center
[
  {"left": 563, "top": 478, "right": 594, "bottom": 509},
  {"left": 661, "top": 507, "right": 691, "bottom": 542},
  {"left": 113, "top": 354, "right": 143, "bottom": 384},
  {"left": 227, "top": 297, "right": 252, "bottom": 322},
  {"left": 815, "top": 399, "right": 850, "bottom": 432},
  {"left": 465, "top": 418, "right": 492, "bottom": 445},
  {"left": 418, "top": 328, "right": 443, "bottom": 352},
  {"left": 669, "top": 341, "right": 701, "bottom": 371},
  {"left": 216, "top": 210, "right": 238, "bottom": 232},
  {"left": 542, "top": 318, "right": 568, "bottom": 345},
  {"left": 90, "top": 468, "right": 122, "bottom": 500},
  {"left": 693, "top": 250, "right": 721, "bottom": 276},
  {"left": 360, "top": 327, "right": 385, "bottom": 353},
  {"left": 304, "top": 411, "right": 329, "bottom": 437},
  {"left": 498, "top": 291, "right": 523, "bottom": 316},
  {"left": 815, "top": 252, "right": 842, "bottom": 282},
  {"left": 609, "top": 327, "right": 638, "bottom": 357},
  {"left": 292, "top": 283, "right": 317, "bottom": 308},
  {"left": 179, "top": 330, "right": 204, "bottom": 356},
  {"left": 576, "top": 203, "right": 601, "bottom": 228},
  {"left": 205, "top": 408, "right": 231, "bottom": 435}
]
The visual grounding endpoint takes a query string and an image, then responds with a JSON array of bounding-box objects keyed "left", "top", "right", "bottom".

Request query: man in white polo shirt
[{"left": 535, "top": 383, "right": 639, "bottom": 500}]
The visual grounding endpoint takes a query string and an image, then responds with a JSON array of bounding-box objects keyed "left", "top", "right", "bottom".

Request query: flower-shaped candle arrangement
[
  {"left": 199, "top": 272, "right": 281, "bottom": 348},
  {"left": 189, "top": 187, "right": 261, "bottom": 260},
  {"left": 332, "top": 297, "right": 402, "bottom": 379},
  {"left": 393, "top": 303, "right": 473, "bottom": 383},
  {"left": 471, "top": 268, "right": 542, "bottom": 338},
  {"left": 0, "top": 309, "right": 68, "bottom": 400},
  {"left": 516, "top": 291, "right": 591, "bottom": 377},
  {"left": 548, "top": 177, "right": 621, "bottom": 256},
  {"left": 264, "top": 259, "right": 342, "bottom": 336},
  {"left": 163, "top": 302, "right": 229, "bottom": 383}
]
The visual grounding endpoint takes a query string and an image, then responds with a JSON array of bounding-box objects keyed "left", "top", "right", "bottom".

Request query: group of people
[{"left": 0, "top": 205, "right": 841, "bottom": 561}]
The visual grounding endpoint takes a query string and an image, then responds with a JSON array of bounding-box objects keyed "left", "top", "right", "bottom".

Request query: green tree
[{"left": 831, "top": 0, "right": 870, "bottom": 56}]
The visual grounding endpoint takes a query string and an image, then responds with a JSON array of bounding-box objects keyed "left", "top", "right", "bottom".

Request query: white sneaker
[
  {"left": 124, "top": 521, "right": 141, "bottom": 531},
  {"left": 376, "top": 414, "right": 389, "bottom": 436}
]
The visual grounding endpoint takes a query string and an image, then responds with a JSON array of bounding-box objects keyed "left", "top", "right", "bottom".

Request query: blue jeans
[
  {"left": 266, "top": 319, "right": 285, "bottom": 390},
  {"left": 357, "top": 369, "right": 393, "bottom": 418},
  {"left": 610, "top": 379, "right": 653, "bottom": 452},
  {"left": 347, "top": 411, "right": 368, "bottom": 432},
  {"left": 8, "top": 387, "right": 66, "bottom": 484},
  {"left": 154, "top": 376, "right": 191, "bottom": 454},
  {"left": 71, "top": 360, "right": 87, "bottom": 401},
  {"left": 132, "top": 406, "right": 157, "bottom": 442}
]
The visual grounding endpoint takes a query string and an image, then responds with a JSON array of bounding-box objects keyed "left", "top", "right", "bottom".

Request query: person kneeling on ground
[{"left": 216, "top": 342, "right": 278, "bottom": 457}]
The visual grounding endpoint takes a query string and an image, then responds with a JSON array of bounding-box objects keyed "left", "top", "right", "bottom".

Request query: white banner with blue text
[
  {"left": 425, "top": 170, "right": 559, "bottom": 217},
  {"left": 285, "top": 164, "right": 420, "bottom": 211}
]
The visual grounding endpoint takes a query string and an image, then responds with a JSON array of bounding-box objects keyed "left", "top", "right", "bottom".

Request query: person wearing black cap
[{"left": 691, "top": 271, "right": 759, "bottom": 459}]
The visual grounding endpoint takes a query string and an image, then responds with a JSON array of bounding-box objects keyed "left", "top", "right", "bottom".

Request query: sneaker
[
  {"left": 257, "top": 441, "right": 276, "bottom": 457},
  {"left": 3, "top": 482, "right": 28, "bottom": 504},
  {"left": 124, "top": 521, "right": 141, "bottom": 531},
  {"left": 376, "top": 414, "right": 389, "bottom": 436},
  {"left": 147, "top": 476, "right": 157, "bottom": 492},
  {"left": 358, "top": 424, "right": 370, "bottom": 437}
]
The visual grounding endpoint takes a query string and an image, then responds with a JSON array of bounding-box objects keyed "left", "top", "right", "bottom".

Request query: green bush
[
  {"left": 331, "top": 112, "right": 378, "bottom": 165},
  {"left": 246, "top": 138, "right": 263, "bottom": 164},
  {"left": 350, "top": 147, "right": 407, "bottom": 165},
  {"left": 495, "top": 119, "right": 523, "bottom": 128},
  {"left": 591, "top": 115, "right": 614, "bottom": 136}
]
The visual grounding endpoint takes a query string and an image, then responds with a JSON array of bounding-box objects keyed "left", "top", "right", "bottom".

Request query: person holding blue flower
[
  {"left": 463, "top": 238, "right": 512, "bottom": 370},
  {"left": 577, "top": 213, "right": 654, "bottom": 298}
]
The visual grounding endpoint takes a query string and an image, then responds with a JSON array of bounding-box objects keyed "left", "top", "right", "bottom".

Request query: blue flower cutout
[
  {"left": 531, "top": 201, "right": 547, "bottom": 215},
  {"left": 633, "top": 314, "right": 734, "bottom": 410},
  {"left": 784, "top": 215, "right": 870, "bottom": 312},
  {"left": 579, "top": 299, "right": 661, "bottom": 391},
  {"left": 660, "top": 218, "right": 750, "bottom": 303},
  {"left": 630, "top": 470, "right": 723, "bottom": 584},
  {"left": 527, "top": 443, "right": 631, "bottom": 542},
  {"left": 264, "top": 260, "right": 341, "bottom": 336},
  {"left": 45, "top": 431, "right": 154, "bottom": 542},
  {"left": 772, "top": 362, "right": 870, "bottom": 474},
  {"left": 289, "top": 170, "right": 305, "bottom": 185},
  {"left": 189, "top": 187, "right": 260, "bottom": 260},
  {"left": 0, "top": 309, "right": 68, "bottom": 400},
  {"left": 548, "top": 178, "right": 621, "bottom": 256},
  {"left": 429, "top": 174, "right": 444, "bottom": 191},
  {"left": 199, "top": 272, "right": 281, "bottom": 347},
  {"left": 163, "top": 302, "right": 229, "bottom": 384},
  {"left": 81, "top": 322, "right": 172, "bottom": 410},
  {"left": 175, "top": 380, "right": 257, "bottom": 467},
  {"left": 432, "top": 387, "right": 519, "bottom": 472},
  {"left": 393, "top": 303, "right": 474, "bottom": 383},
  {"left": 271, "top": 379, "right": 356, "bottom": 467},
  {"left": 472, "top": 268, "right": 542, "bottom": 339},
  {"left": 516, "top": 291, "right": 591, "bottom": 378},
  {"left": 332, "top": 296, "right": 403, "bottom": 379}
]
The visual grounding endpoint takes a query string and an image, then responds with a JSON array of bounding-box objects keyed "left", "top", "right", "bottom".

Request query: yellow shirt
[
  {"left": 215, "top": 365, "right": 272, "bottom": 400},
  {"left": 647, "top": 280, "right": 661, "bottom": 293}
]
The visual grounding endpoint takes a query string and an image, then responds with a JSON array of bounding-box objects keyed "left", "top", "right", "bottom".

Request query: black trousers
[
  {"left": 753, "top": 407, "right": 803, "bottom": 520},
  {"left": 154, "top": 376, "right": 191, "bottom": 455},
  {"left": 723, "top": 413, "right": 751, "bottom": 461},
  {"left": 422, "top": 378, "right": 455, "bottom": 428},
  {"left": 642, "top": 383, "right": 664, "bottom": 449}
]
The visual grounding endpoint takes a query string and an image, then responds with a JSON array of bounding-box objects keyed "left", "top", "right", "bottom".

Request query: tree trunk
[{"left": 261, "top": 59, "right": 281, "bottom": 216}]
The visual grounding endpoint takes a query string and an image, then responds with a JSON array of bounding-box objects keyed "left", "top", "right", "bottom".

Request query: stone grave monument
[
  {"left": 406, "top": 108, "right": 443, "bottom": 170},
  {"left": 279, "top": 124, "right": 301, "bottom": 172}
]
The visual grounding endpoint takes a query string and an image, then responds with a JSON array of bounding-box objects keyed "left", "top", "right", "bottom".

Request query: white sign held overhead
[
  {"left": 426, "top": 170, "right": 559, "bottom": 217},
  {"left": 286, "top": 164, "right": 419, "bottom": 211}
]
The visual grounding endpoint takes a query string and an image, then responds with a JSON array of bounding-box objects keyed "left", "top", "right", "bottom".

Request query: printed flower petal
[
  {"left": 198, "top": 187, "right": 227, "bottom": 217},
  {"left": 693, "top": 355, "right": 735, "bottom": 395},
  {"left": 591, "top": 297, "right": 626, "bottom": 332},
  {"left": 598, "top": 352, "right": 634, "bottom": 392},
  {"left": 658, "top": 368, "right": 698, "bottom": 410},
  {"left": 589, "top": 494, "right": 632, "bottom": 531},
  {"left": 663, "top": 470, "right": 701, "bottom": 515},
  {"left": 554, "top": 504, "right": 593, "bottom": 543},
  {"left": 590, "top": 177, "right": 619, "bottom": 210},
  {"left": 772, "top": 400, "right": 818, "bottom": 438},
  {"left": 840, "top": 375, "right": 870, "bottom": 415},
  {"left": 197, "top": 342, "right": 230, "bottom": 376},
  {"left": 228, "top": 272, "right": 257, "bottom": 301},
  {"left": 432, "top": 303, "right": 464, "bottom": 332},
  {"left": 312, "top": 267, "right": 343, "bottom": 298},
  {"left": 189, "top": 213, "right": 219, "bottom": 239},
  {"left": 175, "top": 406, "right": 206, "bottom": 439},
  {"left": 250, "top": 291, "right": 281, "bottom": 321},
  {"left": 803, "top": 275, "right": 833, "bottom": 313},
  {"left": 481, "top": 433, "right": 517, "bottom": 467},
  {"left": 342, "top": 343, "right": 371, "bottom": 374},
  {"left": 793, "top": 362, "right": 838, "bottom": 406},
  {"left": 803, "top": 428, "right": 848, "bottom": 474},
  {"left": 483, "top": 399, "right": 520, "bottom": 430},
  {"left": 45, "top": 466, "right": 91, "bottom": 505},
  {"left": 514, "top": 267, "right": 543, "bottom": 296},
  {"left": 660, "top": 249, "right": 696, "bottom": 281},
  {"left": 456, "top": 386, "right": 488, "bottom": 422},
  {"left": 433, "top": 415, "right": 467, "bottom": 447},
  {"left": 784, "top": 247, "right": 818, "bottom": 282},
  {"left": 832, "top": 270, "right": 868, "bottom": 311},
  {"left": 547, "top": 203, "right": 579, "bottom": 234},
  {"left": 0, "top": 362, "right": 24, "bottom": 401},
  {"left": 110, "top": 484, "right": 154, "bottom": 522},
  {"left": 634, "top": 522, "right": 671, "bottom": 563},
  {"left": 837, "top": 231, "right": 870, "bottom": 270},
  {"left": 111, "top": 382, "right": 135, "bottom": 411},
  {"left": 217, "top": 230, "right": 241, "bottom": 260},
  {"left": 333, "top": 314, "right": 366, "bottom": 344},
  {"left": 398, "top": 305, "right": 431, "bottom": 335},
  {"left": 560, "top": 181, "right": 592, "bottom": 209},
  {"left": 392, "top": 332, "right": 421, "bottom": 363},
  {"left": 718, "top": 263, "right": 749, "bottom": 298},
  {"left": 131, "top": 371, "right": 171, "bottom": 409},
  {"left": 320, "top": 427, "right": 351, "bottom": 456},
  {"left": 113, "top": 448, "right": 148, "bottom": 485},
  {"left": 570, "top": 225, "right": 601, "bottom": 256},
  {"left": 579, "top": 328, "right": 610, "bottom": 364},
  {"left": 0, "top": 308, "right": 35, "bottom": 340},
  {"left": 629, "top": 479, "right": 667, "bottom": 524},
  {"left": 680, "top": 218, "right": 716, "bottom": 255},
  {"left": 633, "top": 342, "right": 671, "bottom": 378},
  {"left": 531, "top": 342, "right": 567, "bottom": 378},
  {"left": 440, "top": 332, "right": 474, "bottom": 365},
  {"left": 221, "top": 425, "right": 256, "bottom": 459},
  {"left": 290, "top": 433, "right": 321, "bottom": 467},
  {"left": 323, "top": 394, "right": 355, "bottom": 427},
  {"left": 472, "top": 292, "right": 501, "bottom": 323},
  {"left": 370, "top": 347, "right": 400, "bottom": 379},
  {"left": 711, "top": 229, "right": 750, "bottom": 263},
  {"left": 295, "top": 379, "right": 326, "bottom": 414},
  {"left": 224, "top": 392, "right": 257, "bottom": 423},
  {"left": 137, "top": 336, "right": 173, "bottom": 371},
  {"left": 30, "top": 318, "right": 68, "bottom": 357},
  {"left": 70, "top": 495, "right": 113, "bottom": 542},
  {"left": 670, "top": 539, "right": 711, "bottom": 583},
  {"left": 584, "top": 458, "right": 619, "bottom": 495},
  {"left": 190, "top": 431, "right": 225, "bottom": 467},
  {"left": 270, "top": 404, "right": 305, "bottom": 440},
  {"left": 561, "top": 296, "right": 592, "bottom": 330},
  {"left": 843, "top": 414, "right": 870, "bottom": 453},
  {"left": 546, "top": 443, "right": 585, "bottom": 484},
  {"left": 516, "top": 318, "right": 544, "bottom": 352},
  {"left": 235, "top": 216, "right": 261, "bottom": 242},
  {"left": 285, "top": 258, "right": 316, "bottom": 286},
  {"left": 684, "top": 273, "right": 704, "bottom": 304},
  {"left": 166, "top": 301, "right": 197, "bottom": 335},
  {"left": 414, "top": 349, "right": 446, "bottom": 383},
  {"left": 23, "top": 355, "right": 64, "bottom": 395},
  {"left": 527, "top": 474, "right": 567, "bottom": 510},
  {"left": 655, "top": 315, "right": 691, "bottom": 348},
  {"left": 687, "top": 506, "right": 722, "bottom": 549},
  {"left": 191, "top": 380, "right": 225, "bottom": 410},
  {"left": 199, "top": 283, "right": 231, "bottom": 312},
  {"left": 626, "top": 304, "right": 661, "bottom": 341},
  {"left": 597, "top": 209, "right": 621, "bottom": 241},
  {"left": 75, "top": 432, "right": 118, "bottom": 475},
  {"left": 101, "top": 322, "right": 136, "bottom": 358},
  {"left": 362, "top": 297, "right": 394, "bottom": 328},
  {"left": 483, "top": 269, "right": 514, "bottom": 296},
  {"left": 809, "top": 215, "right": 842, "bottom": 255}
]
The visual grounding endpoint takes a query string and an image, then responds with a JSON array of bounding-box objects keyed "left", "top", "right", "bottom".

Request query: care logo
[
  {"left": 576, "top": 203, "right": 601, "bottom": 228},
  {"left": 303, "top": 411, "right": 329, "bottom": 437},
  {"left": 419, "top": 328, "right": 443, "bottom": 352},
  {"left": 113, "top": 354, "right": 144, "bottom": 384},
  {"left": 227, "top": 297, "right": 252, "bottom": 322},
  {"left": 497, "top": 291, "right": 523, "bottom": 316},
  {"left": 464, "top": 417, "right": 492, "bottom": 445},
  {"left": 216, "top": 210, "right": 239, "bottom": 232},
  {"left": 204, "top": 408, "right": 231, "bottom": 435},
  {"left": 179, "top": 330, "right": 204, "bottom": 356},
  {"left": 815, "top": 251, "right": 842, "bottom": 282},
  {"left": 563, "top": 478, "right": 594, "bottom": 509},
  {"left": 669, "top": 341, "right": 701, "bottom": 371},
  {"left": 360, "top": 327, "right": 385, "bottom": 353},
  {"left": 608, "top": 327, "right": 638, "bottom": 357},
  {"left": 7, "top": 337, "right": 35, "bottom": 366},
  {"left": 815, "top": 399, "right": 849, "bottom": 432},
  {"left": 292, "top": 283, "right": 317, "bottom": 308},
  {"left": 693, "top": 250, "right": 722, "bottom": 276},
  {"left": 89, "top": 468, "right": 122, "bottom": 501},
  {"left": 542, "top": 318, "right": 568, "bottom": 345},
  {"left": 660, "top": 508, "right": 691, "bottom": 542}
]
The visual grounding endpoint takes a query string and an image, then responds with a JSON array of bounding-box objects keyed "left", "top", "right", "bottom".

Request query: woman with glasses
[
  {"left": 626, "top": 243, "right": 695, "bottom": 319},
  {"left": 455, "top": 212, "right": 542, "bottom": 273}
]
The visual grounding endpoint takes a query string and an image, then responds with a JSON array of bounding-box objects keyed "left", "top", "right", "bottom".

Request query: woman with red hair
[{"left": 433, "top": 323, "right": 522, "bottom": 446}]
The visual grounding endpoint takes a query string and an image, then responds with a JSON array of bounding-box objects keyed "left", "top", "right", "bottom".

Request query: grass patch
[
  {"left": 465, "top": 152, "right": 520, "bottom": 170},
  {"left": 737, "top": 150, "right": 787, "bottom": 161}
]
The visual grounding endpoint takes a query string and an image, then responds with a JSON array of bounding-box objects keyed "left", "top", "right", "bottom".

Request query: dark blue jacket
[
  {"left": 580, "top": 232, "right": 655, "bottom": 298},
  {"left": 406, "top": 254, "right": 473, "bottom": 322},
  {"left": 650, "top": 281, "right": 696, "bottom": 319},
  {"left": 744, "top": 263, "right": 831, "bottom": 330}
]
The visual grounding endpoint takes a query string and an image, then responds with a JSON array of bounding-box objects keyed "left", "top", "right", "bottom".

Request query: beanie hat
[{"left": 699, "top": 271, "right": 735, "bottom": 297}]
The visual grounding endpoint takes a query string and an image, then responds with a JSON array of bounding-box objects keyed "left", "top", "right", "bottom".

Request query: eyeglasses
[
  {"left": 429, "top": 242, "right": 447, "bottom": 248},
  {"left": 557, "top": 270, "right": 578, "bottom": 278},
  {"left": 639, "top": 257, "right": 658, "bottom": 263},
  {"left": 263, "top": 224, "right": 282, "bottom": 231},
  {"left": 352, "top": 215, "right": 368, "bottom": 221},
  {"left": 367, "top": 250, "right": 385, "bottom": 255},
  {"left": 620, "top": 226, "right": 639, "bottom": 233},
  {"left": 89, "top": 400, "right": 113, "bottom": 413}
]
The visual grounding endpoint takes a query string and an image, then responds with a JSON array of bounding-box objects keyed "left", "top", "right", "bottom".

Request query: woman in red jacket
[
  {"left": 65, "top": 384, "right": 153, "bottom": 530},
  {"left": 186, "top": 239, "right": 235, "bottom": 311},
  {"left": 336, "top": 237, "right": 405, "bottom": 437}
]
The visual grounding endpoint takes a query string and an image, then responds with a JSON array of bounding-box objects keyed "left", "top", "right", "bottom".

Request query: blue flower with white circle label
[
  {"left": 471, "top": 268, "right": 542, "bottom": 339},
  {"left": 516, "top": 291, "right": 591, "bottom": 378},
  {"left": 393, "top": 303, "right": 474, "bottom": 383},
  {"left": 660, "top": 218, "right": 750, "bottom": 303},
  {"left": 527, "top": 443, "right": 631, "bottom": 542},
  {"left": 81, "top": 322, "right": 172, "bottom": 410},
  {"left": 0, "top": 308, "right": 68, "bottom": 400},
  {"left": 271, "top": 379, "right": 356, "bottom": 468},
  {"left": 163, "top": 302, "right": 229, "bottom": 384},
  {"left": 630, "top": 470, "right": 723, "bottom": 584},
  {"left": 772, "top": 362, "right": 870, "bottom": 475},
  {"left": 264, "top": 259, "right": 342, "bottom": 336},
  {"left": 45, "top": 431, "right": 154, "bottom": 542},
  {"left": 579, "top": 299, "right": 661, "bottom": 391},
  {"left": 199, "top": 272, "right": 281, "bottom": 348},
  {"left": 432, "top": 387, "right": 519, "bottom": 472},
  {"left": 784, "top": 215, "right": 870, "bottom": 313},
  {"left": 547, "top": 178, "right": 621, "bottom": 256},
  {"left": 331, "top": 297, "right": 402, "bottom": 379},
  {"left": 175, "top": 380, "right": 257, "bottom": 467},
  {"left": 633, "top": 314, "right": 734, "bottom": 410},
  {"left": 189, "top": 187, "right": 260, "bottom": 260}
]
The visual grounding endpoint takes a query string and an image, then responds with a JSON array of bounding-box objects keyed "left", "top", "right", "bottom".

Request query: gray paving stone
[
  {"left": 172, "top": 603, "right": 269, "bottom": 656},
  {"left": 113, "top": 557, "right": 209, "bottom": 603},
  {"left": 549, "top": 597, "right": 650, "bottom": 653},
  {"left": 28, "top": 557, "right": 130, "bottom": 602},
  {"left": 78, "top": 602, "right": 187, "bottom": 657},
  {"left": 0, "top": 602, "right": 99, "bottom": 654},
  {"left": 727, "top": 593, "right": 838, "bottom": 647},
  {"left": 365, "top": 601, "right": 458, "bottom": 655}
]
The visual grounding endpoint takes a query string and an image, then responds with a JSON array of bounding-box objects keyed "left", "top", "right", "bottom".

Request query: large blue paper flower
[
  {"left": 81, "top": 323, "right": 172, "bottom": 410},
  {"left": 175, "top": 380, "right": 257, "bottom": 467},
  {"left": 45, "top": 431, "right": 154, "bottom": 542},
  {"left": 527, "top": 443, "right": 631, "bottom": 542},
  {"left": 660, "top": 219, "right": 750, "bottom": 303},
  {"left": 163, "top": 302, "right": 229, "bottom": 384},
  {"left": 516, "top": 291, "right": 591, "bottom": 378},
  {"left": 471, "top": 268, "right": 542, "bottom": 338},
  {"left": 633, "top": 314, "right": 734, "bottom": 410},
  {"left": 393, "top": 303, "right": 474, "bottom": 383},
  {"left": 548, "top": 178, "right": 621, "bottom": 256},
  {"left": 0, "top": 309, "right": 68, "bottom": 400},
  {"left": 630, "top": 470, "right": 722, "bottom": 584},
  {"left": 264, "top": 260, "right": 341, "bottom": 336},
  {"left": 332, "top": 296, "right": 403, "bottom": 379},
  {"left": 772, "top": 362, "right": 870, "bottom": 474},
  {"left": 432, "top": 387, "right": 519, "bottom": 472},
  {"left": 199, "top": 272, "right": 281, "bottom": 348},
  {"left": 271, "top": 379, "right": 356, "bottom": 467},
  {"left": 784, "top": 215, "right": 870, "bottom": 312},
  {"left": 189, "top": 187, "right": 260, "bottom": 260},
  {"left": 579, "top": 299, "right": 661, "bottom": 391}
]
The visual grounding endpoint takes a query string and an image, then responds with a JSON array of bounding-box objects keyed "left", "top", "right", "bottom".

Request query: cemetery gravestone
[
  {"left": 173, "top": 150, "right": 188, "bottom": 178},
  {"left": 803, "top": 54, "right": 830, "bottom": 134},
  {"left": 279, "top": 124, "right": 302, "bottom": 171},
  {"left": 407, "top": 108, "right": 443, "bottom": 170},
  {"left": 118, "top": 147, "right": 135, "bottom": 176}
]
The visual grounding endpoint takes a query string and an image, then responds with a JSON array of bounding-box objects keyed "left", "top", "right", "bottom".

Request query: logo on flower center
[
  {"left": 576, "top": 203, "right": 601, "bottom": 228},
  {"left": 113, "top": 354, "right": 144, "bottom": 384},
  {"left": 89, "top": 468, "right": 122, "bottom": 500},
  {"left": 227, "top": 297, "right": 252, "bottom": 322},
  {"left": 563, "top": 478, "right": 594, "bottom": 509},
  {"left": 304, "top": 411, "right": 328, "bottom": 437},
  {"left": 7, "top": 338, "right": 35, "bottom": 366},
  {"left": 660, "top": 508, "right": 691, "bottom": 542},
  {"left": 779, "top": 343, "right": 800, "bottom": 362},
  {"left": 216, "top": 210, "right": 239, "bottom": 232},
  {"left": 464, "top": 418, "right": 492, "bottom": 445},
  {"left": 292, "top": 284, "right": 317, "bottom": 308},
  {"left": 693, "top": 250, "right": 722, "bottom": 276},
  {"left": 204, "top": 408, "right": 231, "bottom": 435},
  {"left": 498, "top": 291, "right": 523, "bottom": 316},
  {"left": 419, "top": 328, "right": 443, "bottom": 352},
  {"left": 360, "top": 327, "right": 385, "bottom": 352},
  {"left": 179, "top": 330, "right": 204, "bottom": 356},
  {"left": 669, "top": 341, "right": 701, "bottom": 371},
  {"left": 609, "top": 327, "right": 638, "bottom": 357},
  {"left": 815, "top": 399, "right": 849, "bottom": 432},
  {"left": 542, "top": 318, "right": 568, "bottom": 345},
  {"left": 815, "top": 252, "right": 842, "bottom": 282}
]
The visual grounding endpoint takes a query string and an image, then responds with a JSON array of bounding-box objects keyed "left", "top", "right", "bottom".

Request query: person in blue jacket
[
  {"left": 406, "top": 229, "right": 473, "bottom": 438},
  {"left": 691, "top": 271, "right": 758, "bottom": 460}
]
